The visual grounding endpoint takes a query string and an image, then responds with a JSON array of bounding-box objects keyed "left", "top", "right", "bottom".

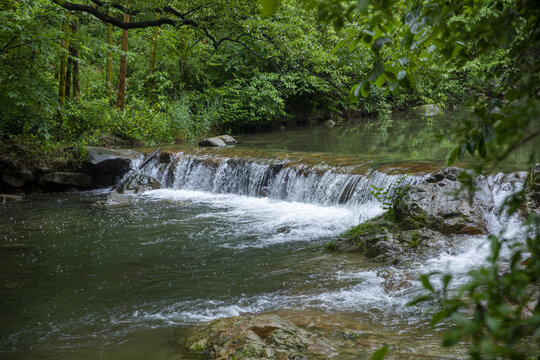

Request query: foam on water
[{"left": 142, "top": 189, "right": 382, "bottom": 248}]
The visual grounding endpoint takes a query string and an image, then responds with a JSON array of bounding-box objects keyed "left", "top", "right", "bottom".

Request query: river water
[{"left": 0, "top": 113, "right": 535, "bottom": 359}]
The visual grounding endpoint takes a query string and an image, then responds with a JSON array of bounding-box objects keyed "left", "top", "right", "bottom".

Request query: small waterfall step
[{"left": 140, "top": 152, "right": 425, "bottom": 208}]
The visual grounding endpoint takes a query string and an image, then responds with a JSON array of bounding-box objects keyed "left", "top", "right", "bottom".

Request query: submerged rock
[
  {"left": 117, "top": 174, "right": 161, "bottom": 195},
  {"left": 187, "top": 314, "right": 336, "bottom": 360},
  {"left": 38, "top": 172, "right": 92, "bottom": 191},
  {"left": 102, "top": 191, "right": 136, "bottom": 207}
]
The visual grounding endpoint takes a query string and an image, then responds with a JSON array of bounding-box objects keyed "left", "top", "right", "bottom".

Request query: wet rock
[
  {"left": 84, "top": 147, "right": 142, "bottom": 186},
  {"left": 395, "top": 168, "right": 487, "bottom": 235},
  {"left": 216, "top": 135, "right": 237, "bottom": 145},
  {"left": 330, "top": 167, "right": 489, "bottom": 261},
  {"left": 38, "top": 172, "right": 92, "bottom": 191},
  {"left": 1, "top": 173, "right": 24, "bottom": 188},
  {"left": 323, "top": 120, "right": 335, "bottom": 128},
  {"left": 330, "top": 215, "right": 446, "bottom": 262},
  {"left": 187, "top": 314, "right": 336, "bottom": 359},
  {"left": 198, "top": 137, "right": 227, "bottom": 147},
  {"left": 0, "top": 157, "right": 34, "bottom": 189},
  {"left": 117, "top": 174, "right": 161, "bottom": 194},
  {"left": 1, "top": 194, "right": 23, "bottom": 204}
]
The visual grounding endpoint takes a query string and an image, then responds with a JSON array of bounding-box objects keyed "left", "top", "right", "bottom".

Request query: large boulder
[
  {"left": 38, "top": 172, "right": 92, "bottom": 191},
  {"left": 84, "top": 147, "right": 142, "bottom": 187},
  {"left": 117, "top": 174, "right": 161, "bottom": 194},
  {"left": 330, "top": 167, "right": 490, "bottom": 263},
  {"left": 394, "top": 168, "right": 487, "bottom": 235},
  {"left": 187, "top": 314, "right": 336, "bottom": 360},
  {"left": 0, "top": 156, "right": 34, "bottom": 189}
]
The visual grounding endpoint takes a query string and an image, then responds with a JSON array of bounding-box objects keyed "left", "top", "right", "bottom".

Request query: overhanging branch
[{"left": 51, "top": 0, "right": 197, "bottom": 29}]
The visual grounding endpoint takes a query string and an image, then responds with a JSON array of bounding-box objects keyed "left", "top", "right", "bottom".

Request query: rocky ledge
[
  {"left": 186, "top": 314, "right": 336, "bottom": 360},
  {"left": 0, "top": 146, "right": 144, "bottom": 193},
  {"left": 329, "top": 167, "right": 537, "bottom": 263}
]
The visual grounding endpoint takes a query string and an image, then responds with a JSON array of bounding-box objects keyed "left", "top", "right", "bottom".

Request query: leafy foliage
[{"left": 411, "top": 218, "right": 540, "bottom": 359}]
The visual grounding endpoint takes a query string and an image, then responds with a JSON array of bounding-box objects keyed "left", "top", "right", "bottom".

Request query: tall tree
[
  {"left": 117, "top": 10, "right": 129, "bottom": 110},
  {"left": 58, "top": 10, "right": 71, "bottom": 107},
  {"left": 149, "top": 13, "right": 160, "bottom": 73},
  {"left": 71, "top": 15, "right": 80, "bottom": 98},
  {"left": 106, "top": 9, "right": 113, "bottom": 96}
]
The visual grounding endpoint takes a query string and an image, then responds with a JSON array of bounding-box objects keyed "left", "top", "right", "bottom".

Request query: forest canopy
[{"left": 0, "top": 0, "right": 538, "bottom": 165}]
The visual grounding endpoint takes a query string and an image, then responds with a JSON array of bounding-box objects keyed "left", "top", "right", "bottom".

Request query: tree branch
[{"left": 51, "top": 0, "right": 197, "bottom": 29}]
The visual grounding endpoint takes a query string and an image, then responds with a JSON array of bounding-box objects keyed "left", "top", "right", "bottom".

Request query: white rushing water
[{"left": 131, "top": 154, "right": 527, "bottom": 324}]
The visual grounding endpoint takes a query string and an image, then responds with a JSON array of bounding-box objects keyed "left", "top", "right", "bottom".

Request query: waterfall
[{"left": 140, "top": 153, "right": 424, "bottom": 208}]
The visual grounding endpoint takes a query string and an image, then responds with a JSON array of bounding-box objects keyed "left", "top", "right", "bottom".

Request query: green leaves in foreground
[
  {"left": 371, "top": 344, "right": 389, "bottom": 360},
  {"left": 410, "top": 220, "right": 540, "bottom": 359}
]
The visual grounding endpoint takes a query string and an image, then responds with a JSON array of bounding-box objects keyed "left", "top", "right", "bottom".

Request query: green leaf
[
  {"left": 350, "top": 84, "right": 360, "bottom": 103},
  {"left": 397, "top": 70, "right": 407, "bottom": 80},
  {"left": 420, "top": 274, "right": 434, "bottom": 292},
  {"left": 371, "top": 345, "right": 389, "bottom": 360},
  {"left": 430, "top": 310, "right": 448, "bottom": 326},
  {"left": 360, "top": 80, "right": 371, "bottom": 97},
  {"left": 259, "top": 0, "right": 279, "bottom": 17}
]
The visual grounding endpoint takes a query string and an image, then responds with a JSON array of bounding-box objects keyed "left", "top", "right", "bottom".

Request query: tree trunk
[
  {"left": 66, "top": 55, "right": 72, "bottom": 99},
  {"left": 117, "top": 11, "right": 129, "bottom": 110},
  {"left": 59, "top": 10, "right": 71, "bottom": 107},
  {"left": 106, "top": 10, "right": 113, "bottom": 96},
  {"left": 71, "top": 17, "right": 80, "bottom": 98},
  {"left": 149, "top": 14, "right": 160, "bottom": 73}
]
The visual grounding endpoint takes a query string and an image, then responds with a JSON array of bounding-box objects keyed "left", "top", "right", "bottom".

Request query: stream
[{"left": 1, "top": 113, "right": 535, "bottom": 359}]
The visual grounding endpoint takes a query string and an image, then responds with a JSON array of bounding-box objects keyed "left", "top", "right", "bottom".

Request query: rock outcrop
[
  {"left": 0, "top": 146, "right": 144, "bottom": 192},
  {"left": 84, "top": 147, "right": 142, "bottom": 187},
  {"left": 187, "top": 314, "right": 336, "bottom": 360},
  {"left": 395, "top": 167, "right": 487, "bottom": 235},
  {"left": 331, "top": 167, "right": 489, "bottom": 263}
]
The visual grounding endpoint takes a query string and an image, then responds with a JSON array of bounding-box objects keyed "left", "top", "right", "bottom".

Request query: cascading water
[
  {"left": 1, "top": 145, "right": 528, "bottom": 359},
  {"left": 133, "top": 152, "right": 526, "bottom": 319},
  {"left": 141, "top": 153, "right": 424, "bottom": 209}
]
